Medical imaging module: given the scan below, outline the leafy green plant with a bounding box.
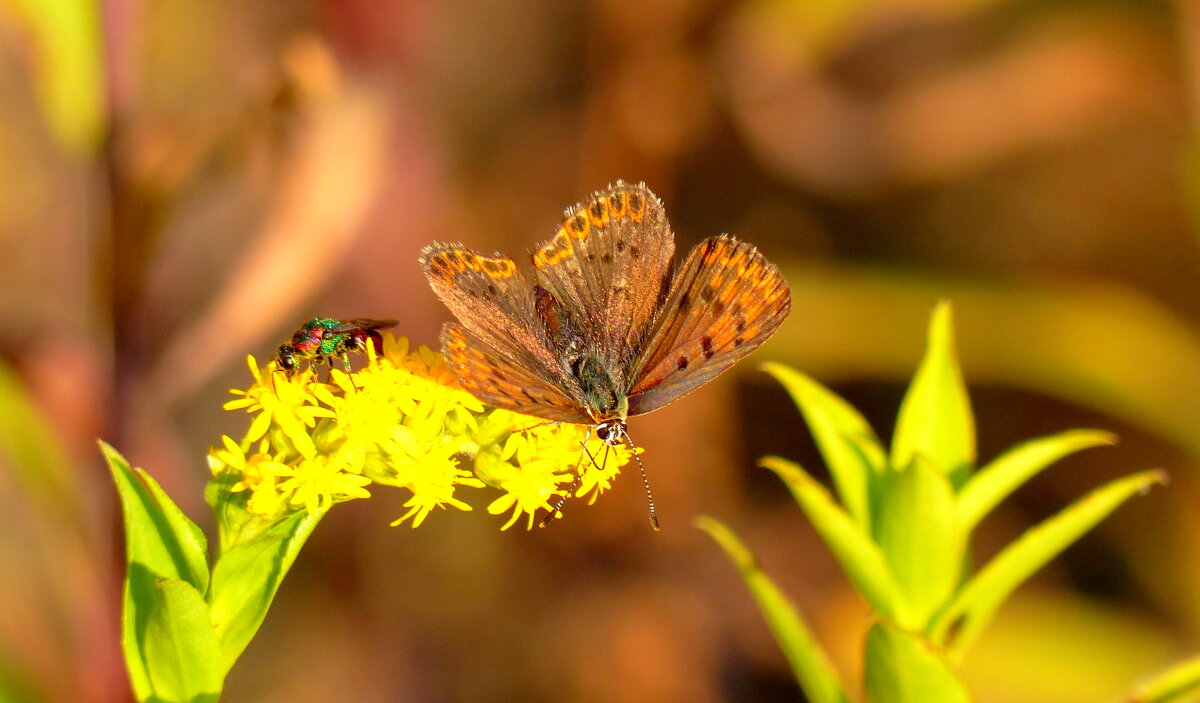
[105,336,634,702]
[698,302,1167,702]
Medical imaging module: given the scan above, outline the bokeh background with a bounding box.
[1,0,1198,701]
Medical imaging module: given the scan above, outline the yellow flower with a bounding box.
[279,455,372,514]
[481,442,573,531]
[575,441,637,504]
[223,356,334,457]
[213,334,634,529]
[207,435,293,518]
[386,443,478,528]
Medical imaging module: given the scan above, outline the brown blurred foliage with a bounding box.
[0,0,1197,701]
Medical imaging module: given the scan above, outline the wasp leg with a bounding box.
[340,352,361,391]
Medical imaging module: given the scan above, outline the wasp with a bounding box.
[273,318,397,378]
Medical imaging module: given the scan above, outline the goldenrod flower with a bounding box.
[209,334,634,529]
[223,358,334,457]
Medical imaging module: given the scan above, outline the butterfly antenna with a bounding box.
[623,430,660,532]
[539,427,593,528]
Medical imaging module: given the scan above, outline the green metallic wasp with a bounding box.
[272,318,398,378]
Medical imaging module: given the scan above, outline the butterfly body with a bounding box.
[420,181,791,519]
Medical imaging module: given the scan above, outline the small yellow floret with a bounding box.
[210,334,633,528]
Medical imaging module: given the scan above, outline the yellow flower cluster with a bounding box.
[209,334,633,529]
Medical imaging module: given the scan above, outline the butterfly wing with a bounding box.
[441,323,592,423]
[420,243,578,405]
[529,182,675,387]
[625,235,791,416]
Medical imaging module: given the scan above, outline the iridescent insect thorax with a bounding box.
[271,317,397,378]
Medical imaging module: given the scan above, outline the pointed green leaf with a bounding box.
[875,456,962,626]
[142,580,223,703]
[104,442,209,700]
[864,621,972,703]
[763,362,886,529]
[208,507,325,671]
[696,516,849,703]
[932,470,1164,654]
[958,430,1116,532]
[762,457,910,625]
[1128,653,1200,703]
[206,469,275,555]
[892,302,975,486]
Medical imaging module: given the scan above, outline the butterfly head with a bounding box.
[595,418,627,447]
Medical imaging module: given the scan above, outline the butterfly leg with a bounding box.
[517,420,562,433]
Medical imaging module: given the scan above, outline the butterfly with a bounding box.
[419,181,791,528]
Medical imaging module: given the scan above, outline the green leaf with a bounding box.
[1128,653,1200,703]
[695,516,849,703]
[208,507,324,671]
[891,302,975,486]
[957,430,1116,532]
[142,580,223,703]
[761,457,910,625]
[875,455,962,627]
[762,362,886,529]
[864,622,972,703]
[931,470,1164,655]
[205,469,274,555]
[104,442,210,700]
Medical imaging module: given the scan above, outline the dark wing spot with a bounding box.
[713,300,725,314]
[601,253,613,263]
[701,336,714,359]
[699,286,716,302]
[630,245,641,260]
[487,284,498,296]
[677,356,689,370]
[733,337,744,347]
[628,192,644,212]
[522,389,536,402]
[616,239,626,253]
[678,292,690,311]
[589,201,605,219]
[656,272,672,305]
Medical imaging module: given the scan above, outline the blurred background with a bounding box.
[0,0,1198,701]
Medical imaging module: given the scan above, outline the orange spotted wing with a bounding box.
[419,245,592,423]
[420,181,791,424]
[626,235,791,415]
